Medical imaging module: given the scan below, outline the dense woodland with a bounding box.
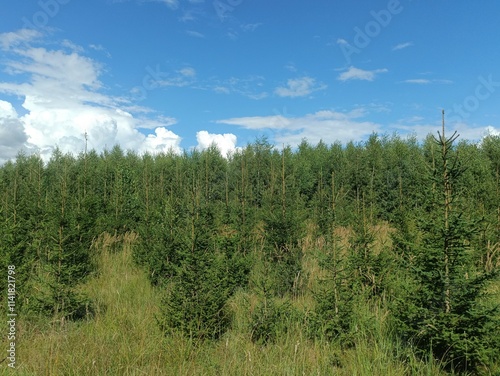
[1,128,500,374]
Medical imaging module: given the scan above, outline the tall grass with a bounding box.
[11,230,448,375]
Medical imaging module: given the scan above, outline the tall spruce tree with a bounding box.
[393,112,500,373]
[262,146,304,297]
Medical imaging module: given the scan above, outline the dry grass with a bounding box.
[10,229,448,375]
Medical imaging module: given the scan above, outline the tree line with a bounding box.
[1,130,499,373]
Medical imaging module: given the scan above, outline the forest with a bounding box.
[1,126,499,375]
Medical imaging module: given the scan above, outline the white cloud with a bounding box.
[179,67,196,77]
[179,10,196,22]
[485,126,500,137]
[241,23,262,32]
[157,66,197,87]
[274,76,326,98]
[392,42,413,51]
[214,86,230,94]
[0,101,28,163]
[0,100,18,118]
[186,30,205,38]
[61,39,85,53]
[338,66,388,82]
[219,109,500,147]
[402,79,431,84]
[0,29,41,49]
[196,131,238,157]
[113,0,179,10]
[89,44,112,58]
[153,0,179,9]
[389,118,500,143]
[284,62,297,72]
[402,79,453,85]
[0,32,182,163]
[135,115,178,130]
[210,75,268,99]
[140,127,182,153]
[217,109,380,145]
[217,115,291,130]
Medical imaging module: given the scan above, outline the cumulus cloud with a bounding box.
[338,66,388,82]
[196,131,238,157]
[0,101,28,163]
[140,127,182,153]
[485,126,500,137]
[0,30,182,162]
[274,76,326,98]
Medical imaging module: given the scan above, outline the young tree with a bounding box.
[393,113,500,373]
[310,231,355,345]
[262,146,304,297]
[26,151,94,321]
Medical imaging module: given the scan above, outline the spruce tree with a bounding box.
[157,184,235,340]
[394,112,500,373]
[27,151,94,321]
[262,146,304,297]
[310,229,355,345]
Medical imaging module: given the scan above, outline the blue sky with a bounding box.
[1,0,500,161]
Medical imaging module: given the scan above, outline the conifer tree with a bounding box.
[27,151,94,321]
[394,112,500,373]
[310,230,355,344]
[262,146,304,297]
[157,177,236,340]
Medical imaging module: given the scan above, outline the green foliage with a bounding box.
[156,200,240,341]
[159,252,233,341]
[250,289,299,345]
[310,239,355,344]
[25,275,95,320]
[346,219,391,298]
[393,126,500,373]
[135,202,189,285]
[263,209,304,297]
[1,131,499,374]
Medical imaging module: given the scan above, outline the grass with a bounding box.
[7,229,452,375]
